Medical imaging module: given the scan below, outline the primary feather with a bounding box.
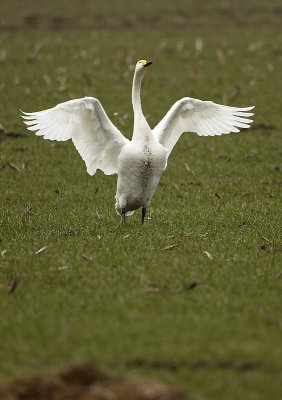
[22,97,128,175]
[21,60,254,223]
[153,97,254,153]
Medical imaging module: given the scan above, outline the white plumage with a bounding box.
[21,60,254,223]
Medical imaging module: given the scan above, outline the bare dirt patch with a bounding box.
[0,364,187,400]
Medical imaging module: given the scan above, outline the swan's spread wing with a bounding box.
[21,97,129,175]
[153,97,254,152]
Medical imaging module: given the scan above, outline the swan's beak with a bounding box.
[144,61,152,67]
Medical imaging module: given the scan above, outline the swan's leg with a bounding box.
[121,208,126,223]
[141,207,146,224]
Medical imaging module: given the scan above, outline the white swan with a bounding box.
[21,60,254,223]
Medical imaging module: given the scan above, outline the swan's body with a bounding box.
[116,136,167,216]
[21,60,254,223]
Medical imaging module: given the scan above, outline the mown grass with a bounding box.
[0,1,282,399]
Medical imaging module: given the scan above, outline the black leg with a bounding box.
[141,207,146,224]
[121,208,126,223]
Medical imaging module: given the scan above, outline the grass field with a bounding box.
[0,1,281,399]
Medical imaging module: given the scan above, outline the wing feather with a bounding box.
[21,97,129,175]
[153,97,254,152]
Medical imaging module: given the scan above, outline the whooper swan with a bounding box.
[21,60,254,223]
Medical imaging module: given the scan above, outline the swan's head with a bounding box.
[135,60,153,72]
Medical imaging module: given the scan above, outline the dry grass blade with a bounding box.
[0,49,6,63]
[204,251,213,260]
[43,74,51,85]
[8,162,21,172]
[163,244,176,250]
[1,249,8,258]
[184,162,191,172]
[58,265,69,270]
[123,234,130,239]
[261,236,273,251]
[35,245,51,255]
[199,232,209,238]
[176,40,184,52]
[248,40,264,53]
[262,236,272,245]
[216,48,225,64]
[0,122,6,133]
[195,37,203,55]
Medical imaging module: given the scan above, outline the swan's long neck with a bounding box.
[132,69,151,141]
[132,70,143,117]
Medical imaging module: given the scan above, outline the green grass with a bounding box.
[0,1,282,399]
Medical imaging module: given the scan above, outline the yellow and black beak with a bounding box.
[141,60,153,67]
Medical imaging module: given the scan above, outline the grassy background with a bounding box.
[0,1,281,399]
